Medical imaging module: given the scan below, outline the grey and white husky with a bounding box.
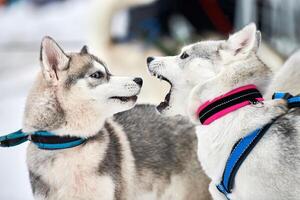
[152,23,300,199]
[24,36,210,200]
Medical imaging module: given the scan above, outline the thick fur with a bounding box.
[25,37,211,200]
[186,24,300,199]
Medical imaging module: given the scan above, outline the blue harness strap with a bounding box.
[216,123,273,199]
[0,129,86,150]
[217,92,300,199]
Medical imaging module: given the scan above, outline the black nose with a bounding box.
[147,57,154,65]
[133,78,143,87]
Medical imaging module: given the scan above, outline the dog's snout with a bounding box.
[133,78,143,87]
[147,57,154,65]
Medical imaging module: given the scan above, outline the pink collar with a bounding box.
[196,85,264,125]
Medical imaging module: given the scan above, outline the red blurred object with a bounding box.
[0,0,6,6]
[199,0,233,35]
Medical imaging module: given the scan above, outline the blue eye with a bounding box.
[90,71,104,79]
[180,52,189,59]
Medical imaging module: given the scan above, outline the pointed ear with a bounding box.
[224,23,260,55]
[40,36,69,83]
[80,45,89,54]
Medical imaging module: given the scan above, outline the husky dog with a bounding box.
[25,36,210,200]
[185,24,300,199]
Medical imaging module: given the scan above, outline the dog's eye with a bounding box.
[90,71,104,79]
[180,52,189,59]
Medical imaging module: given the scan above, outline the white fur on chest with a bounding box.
[27,135,115,200]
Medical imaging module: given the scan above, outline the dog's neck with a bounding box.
[170,85,193,116]
[23,73,106,138]
[193,55,279,176]
[200,56,271,103]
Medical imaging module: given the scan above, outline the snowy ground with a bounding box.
[0,1,90,199]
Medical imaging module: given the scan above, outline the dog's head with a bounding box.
[147,23,269,117]
[23,37,143,137]
[147,40,222,116]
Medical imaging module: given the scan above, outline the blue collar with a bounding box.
[0,129,86,150]
[216,92,300,199]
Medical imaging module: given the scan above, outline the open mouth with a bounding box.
[151,73,173,112]
[110,95,138,102]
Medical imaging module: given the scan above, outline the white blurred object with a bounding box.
[0,0,90,48]
[235,0,300,57]
[169,15,194,43]
[111,9,129,40]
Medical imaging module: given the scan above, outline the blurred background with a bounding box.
[0,0,299,199]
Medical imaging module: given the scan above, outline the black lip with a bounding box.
[110,95,137,102]
[157,91,171,112]
[151,73,173,112]
[157,75,172,87]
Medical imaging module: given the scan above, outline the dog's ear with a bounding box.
[80,45,89,54]
[222,23,260,56]
[40,36,69,84]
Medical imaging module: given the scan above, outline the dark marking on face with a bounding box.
[191,45,212,60]
[64,64,90,89]
[91,55,111,80]
[64,54,111,89]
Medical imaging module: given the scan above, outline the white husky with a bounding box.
[185,24,300,199]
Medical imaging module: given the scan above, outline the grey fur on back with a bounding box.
[113,104,211,199]
[114,104,196,174]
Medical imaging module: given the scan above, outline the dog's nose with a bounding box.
[133,78,143,87]
[147,57,154,65]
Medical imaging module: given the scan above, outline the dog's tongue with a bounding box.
[157,92,171,112]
